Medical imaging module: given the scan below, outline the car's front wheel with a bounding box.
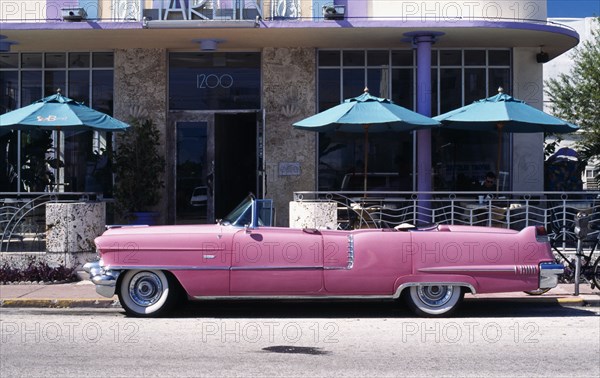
[404,285,464,317]
[118,270,178,317]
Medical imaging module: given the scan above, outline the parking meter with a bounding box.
[574,211,591,239]
[573,211,591,296]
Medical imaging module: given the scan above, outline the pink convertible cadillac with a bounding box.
[85,195,563,317]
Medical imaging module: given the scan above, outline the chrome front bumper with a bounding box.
[83,260,121,298]
[539,262,564,289]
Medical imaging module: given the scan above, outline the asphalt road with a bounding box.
[1,300,598,377]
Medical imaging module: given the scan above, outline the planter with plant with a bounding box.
[113,113,165,224]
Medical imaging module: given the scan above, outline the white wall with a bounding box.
[512,47,545,191]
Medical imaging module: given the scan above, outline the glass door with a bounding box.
[174,113,261,224]
[176,121,210,224]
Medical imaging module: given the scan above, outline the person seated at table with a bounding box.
[481,171,496,191]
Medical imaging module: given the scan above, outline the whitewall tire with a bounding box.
[405,285,464,317]
[118,270,177,317]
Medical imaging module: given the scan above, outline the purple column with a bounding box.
[404,32,443,224]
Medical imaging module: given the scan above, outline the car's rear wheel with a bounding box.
[404,285,464,317]
[118,270,178,317]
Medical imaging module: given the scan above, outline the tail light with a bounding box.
[535,225,549,243]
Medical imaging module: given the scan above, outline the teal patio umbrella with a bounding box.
[0,89,129,192]
[294,88,440,192]
[434,88,579,190]
[0,90,129,132]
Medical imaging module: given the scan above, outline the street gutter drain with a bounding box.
[262,346,329,355]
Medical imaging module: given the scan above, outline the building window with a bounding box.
[316,49,511,191]
[0,52,114,193]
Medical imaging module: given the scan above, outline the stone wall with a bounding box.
[289,201,337,229]
[262,47,317,226]
[46,202,105,253]
[113,48,169,224]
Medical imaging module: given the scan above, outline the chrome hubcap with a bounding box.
[129,272,163,307]
[417,285,453,307]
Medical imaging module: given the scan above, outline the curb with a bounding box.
[1,297,597,310]
[447,296,599,308]
[0,298,120,309]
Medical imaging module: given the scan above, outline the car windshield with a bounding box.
[221,195,254,226]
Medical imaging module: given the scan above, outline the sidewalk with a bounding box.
[0,280,119,308]
[0,281,598,309]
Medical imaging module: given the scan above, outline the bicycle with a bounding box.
[554,230,600,286]
[525,224,600,295]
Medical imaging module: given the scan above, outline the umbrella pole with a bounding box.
[496,123,504,192]
[17,131,21,194]
[56,127,61,192]
[363,125,369,195]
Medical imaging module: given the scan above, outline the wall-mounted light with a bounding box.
[536,46,549,63]
[0,35,17,52]
[61,7,87,22]
[323,5,345,20]
[193,39,224,51]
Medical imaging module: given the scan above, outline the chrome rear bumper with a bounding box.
[83,260,121,298]
[539,262,564,289]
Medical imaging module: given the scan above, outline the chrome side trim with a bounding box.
[100,246,227,253]
[105,265,230,271]
[231,266,322,271]
[516,265,538,275]
[347,234,354,269]
[106,265,325,271]
[194,295,394,300]
[393,282,477,299]
[417,266,516,273]
[539,262,564,289]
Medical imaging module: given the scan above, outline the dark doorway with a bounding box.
[214,113,257,219]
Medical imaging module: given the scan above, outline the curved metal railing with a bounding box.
[293,190,600,255]
[0,192,98,252]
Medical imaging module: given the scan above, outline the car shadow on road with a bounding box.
[153,298,597,319]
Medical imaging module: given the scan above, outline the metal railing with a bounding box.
[0,192,99,253]
[294,190,600,256]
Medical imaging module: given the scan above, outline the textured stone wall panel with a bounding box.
[113,49,168,223]
[263,47,317,226]
[46,202,106,253]
[289,201,337,230]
